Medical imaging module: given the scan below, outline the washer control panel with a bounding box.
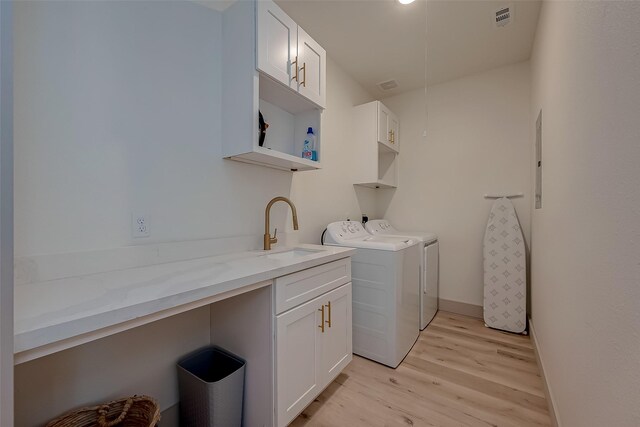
[326,220,369,241]
[365,219,393,234]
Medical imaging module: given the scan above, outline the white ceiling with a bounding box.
[426,0,541,87]
[276,0,541,95]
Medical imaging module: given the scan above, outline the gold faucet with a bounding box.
[264,196,299,250]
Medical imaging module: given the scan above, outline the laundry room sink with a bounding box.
[261,247,325,261]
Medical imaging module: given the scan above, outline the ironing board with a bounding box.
[483,197,527,333]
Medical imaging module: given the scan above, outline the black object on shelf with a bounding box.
[258,110,269,147]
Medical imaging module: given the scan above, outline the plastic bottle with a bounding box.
[303,127,317,161]
[302,135,312,160]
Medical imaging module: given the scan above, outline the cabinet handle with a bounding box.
[318,305,325,333]
[291,56,299,82]
[299,62,306,87]
[389,130,393,143]
[391,130,395,144]
[325,301,332,328]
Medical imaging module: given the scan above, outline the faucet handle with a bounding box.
[270,228,278,244]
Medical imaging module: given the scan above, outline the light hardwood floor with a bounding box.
[291,311,550,427]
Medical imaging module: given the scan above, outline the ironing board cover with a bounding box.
[483,197,527,333]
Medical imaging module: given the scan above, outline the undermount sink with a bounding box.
[261,248,325,260]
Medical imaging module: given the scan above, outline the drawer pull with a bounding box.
[325,301,332,328]
[318,305,325,333]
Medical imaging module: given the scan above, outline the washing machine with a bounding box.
[365,219,439,330]
[324,221,420,368]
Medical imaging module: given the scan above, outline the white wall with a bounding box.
[14,0,297,258]
[14,0,375,257]
[380,62,531,307]
[13,1,375,425]
[529,2,640,426]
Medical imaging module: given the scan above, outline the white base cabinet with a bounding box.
[274,259,352,427]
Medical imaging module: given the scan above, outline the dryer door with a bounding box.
[421,241,439,329]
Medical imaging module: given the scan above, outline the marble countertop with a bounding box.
[14,244,354,361]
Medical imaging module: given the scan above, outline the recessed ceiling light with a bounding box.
[398,0,415,4]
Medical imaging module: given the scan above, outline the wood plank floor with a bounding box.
[291,311,550,427]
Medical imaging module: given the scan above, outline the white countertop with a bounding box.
[14,244,354,363]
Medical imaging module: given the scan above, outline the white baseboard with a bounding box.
[438,298,483,319]
[529,317,561,427]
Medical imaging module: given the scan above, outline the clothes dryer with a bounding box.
[366,219,439,330]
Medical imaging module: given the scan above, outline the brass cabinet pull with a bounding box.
[318,305,325,333]
[390,130,395,144]
[300,62,306,87]
[389,130,393,143]
[325,301,332,328]
[291,56,299,82]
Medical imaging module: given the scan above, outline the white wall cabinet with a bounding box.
[257,1,326,108]
[222,0,325,172]
[377,101,399,153]
[353,100,400,189]
[274,259,352,427]
[296,27,326,108]
[257,1,297,89]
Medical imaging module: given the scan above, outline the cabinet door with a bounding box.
[275,295,323,427]
[319,283,352,387]
[389,112,399,150]
[257,0,297,88]
[297,27,326,108]
[377,102,391,145]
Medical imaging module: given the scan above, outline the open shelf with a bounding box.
[378,140,398,154]
[228,146,321,172]
[354,180,396,189]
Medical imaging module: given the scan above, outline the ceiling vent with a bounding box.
[378,79,399,91]
[495,5,512,27]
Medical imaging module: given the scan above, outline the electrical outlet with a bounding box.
[132,214,150,238]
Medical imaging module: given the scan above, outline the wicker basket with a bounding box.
[45,395,160,427]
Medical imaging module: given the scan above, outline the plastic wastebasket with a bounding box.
[177,346,245,427]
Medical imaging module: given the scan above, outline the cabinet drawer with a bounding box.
[275,257,351,314]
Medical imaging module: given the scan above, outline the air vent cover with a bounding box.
[378,79,399,91]
[495,5,512,27]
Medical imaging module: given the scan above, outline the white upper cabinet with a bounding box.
[296,27,326,108]
[257,0,326,109]
[389,113,399,149]
[257,1,297,89]
[377,102,399,153]
[222,0,324,172]
[353,100,400,189]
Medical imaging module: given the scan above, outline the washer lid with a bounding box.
[325,221,418,251]
[378,231,438,244]
[365,220,437,243]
